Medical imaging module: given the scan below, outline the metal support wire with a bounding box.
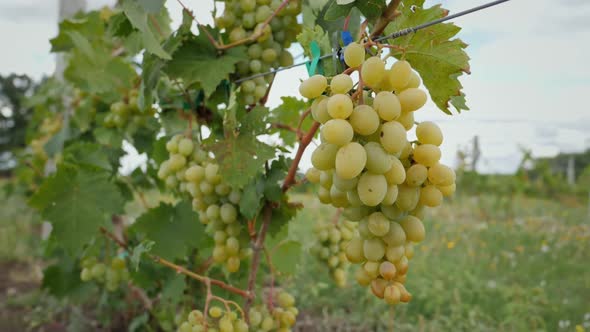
[234,0,511,84]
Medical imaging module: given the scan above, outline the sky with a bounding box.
[1,0,589,174]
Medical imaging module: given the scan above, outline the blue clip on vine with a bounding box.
[306,41,323,76]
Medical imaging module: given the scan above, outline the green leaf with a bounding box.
[138,0,166,13]
[385,0,470,114]
[132,200,204,261]
[93,127,124,148]
[239,177,265,219]
[324,0,355,21]
[160,274,186,305]
[264,157,290,202]
[239,105,269,135]
[63,142,113,172]
[268,97,311,147]
[30,166,125,253]
[50,12,105,52]
[208,133,276,188]
[355,0,386,20]
[121,0,171,59]
[164,27,249,96]
[271,240,301,275]
[42,261,86,298]
[130,240,154,271]
[296,25,337,76]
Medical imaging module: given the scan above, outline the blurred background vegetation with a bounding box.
[1,73,589,331]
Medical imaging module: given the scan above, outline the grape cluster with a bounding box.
[301,42,456,304]
[80,256,129,291]
[310,219,356,287]
[215,0,301,105]
[103,89,154,129]
[248,291,298,331]
[178,307,248,332]
[30,116,63,161]
[158,135,250,273]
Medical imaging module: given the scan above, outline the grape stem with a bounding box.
[177,0,291,51]
[281,120,320,192]
[271,122,299,135]
[99,226,252,299]
[370,0,402,39]
[244,203,273,321]
[262,247,276,312]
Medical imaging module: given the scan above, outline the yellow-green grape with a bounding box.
[345,236,365,263]
[386,245,405,262]
[416,121,443,146]
[349,105,380,135]
[438,183,456,197]
[80,268,92,281]
[332,173,358,191]
[355,267,372,286]
[299,75,328,99]
[306,167,321,183]
[397,111,415,130]
[381,203,404,220]
[361,56,386,88]
[373,91,401,121]
[326,94,353,119]
[370,278,387,298]
[330,74,353,94]
[357,172,388,206]
[367,212,390,236]
[363,261,380,278]
[406,71,421,89]
[322,119,353,146]
[385,156,406,185]
[311,143,339,170]
[185,165,205,182]
[384,284,401,304]
[209,306,223,319]
[428,163,456,186]
[388,60,412,91]
[335,142,366,180]
[363,238,386,261]
[111,257,126,270]
[396,184,420,211]
[379,261,397,280]
[419,185,443,207]
[398,88,427,112]
[381,221,406,247]
[405,164,428,187]
[413,144,441,167]
[382,185,399,205]
[399,215,425,242]
[344,42,365,67]
[311,96,331,123]
[380,121,407,154]
[178,138,194,156]
[364,142,393,174]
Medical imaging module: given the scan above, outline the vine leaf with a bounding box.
[121,0,171,59]
[325,0,386,21]
[164,27,248,96]
[385,0,470,114]
[29,166,125,253]
[268,97,311,147]
[271,240,301,275]
[130,240,154,271]
[296,26,337,76]
[132,201,205,261]
[208,133,276,188]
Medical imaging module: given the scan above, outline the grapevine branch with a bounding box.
[99,227,251,299]
[282,120,320,191]
[370,0,402,39]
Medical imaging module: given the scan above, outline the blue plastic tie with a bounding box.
[341,31,353,46]
[305,41,322,76]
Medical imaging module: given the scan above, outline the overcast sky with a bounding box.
[1,0,589,173]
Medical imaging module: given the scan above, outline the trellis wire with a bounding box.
[234,0,511,84]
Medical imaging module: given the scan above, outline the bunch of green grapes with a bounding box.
[103,89,154,129]
[158,135,250,273]
[301,42,456,304]
[310,219,356,287]
[248,291,298,331]
[215,0,301,105]
[80,256,129,292]
[177,307,248,332]
[30,116,63,161]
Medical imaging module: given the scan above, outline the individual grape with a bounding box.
[364,142,393,174]
[330,74,353,94]
[379,261,397,280]
[332,173,358,191]
[311,96,331,124]
[311,143,338,170]
[428,163,456,186]
[335,142,367,179]
[405,164,428,187]
[419,185,443,207]
[299,75,328,99]
[406,71,421,89]
[380,121,407,154]
[345,236,365,263]
[229,26,247,42]
[370,278,387,298]
[240,0,256,11]
[384,285,401,304]
[349,105,379,135]
[178,138,194,156]
[322,118,354,145]
[398,88,427,112]
[438,183,456,197]
[413,144,441,167]
[416,121,443,146]
[382,185,399,205]
[327,94,354,119]
[386,245,405,262]
[399,216,425,242]
[381,221,406,247]
[343,42,365,68]
[396,184,420,211]
[373,91,401,121]
[361,57,386,88]
[388,60,412,91]
[355,267,372,286]
[363,238,386,261]
[261,48,277,63]
[384,156,406,185]
[305,167,321,183]
[279,50,294,66]
[367,212,390,236]
[357,173,388,206]
[397,111,415,130]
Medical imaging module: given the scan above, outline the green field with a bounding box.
[1,189,589,331]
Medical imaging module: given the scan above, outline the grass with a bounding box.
[284,193,590,331]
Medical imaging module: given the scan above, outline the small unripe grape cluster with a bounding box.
[301,43,457,304]
[310,219,357,287]
[215,0,301,105]
[158,135,250,273]
[248,291,299,331]
[30,116,63,161]
[103,89,154,129]
[80,256,129,292]
[177,307,248,332]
